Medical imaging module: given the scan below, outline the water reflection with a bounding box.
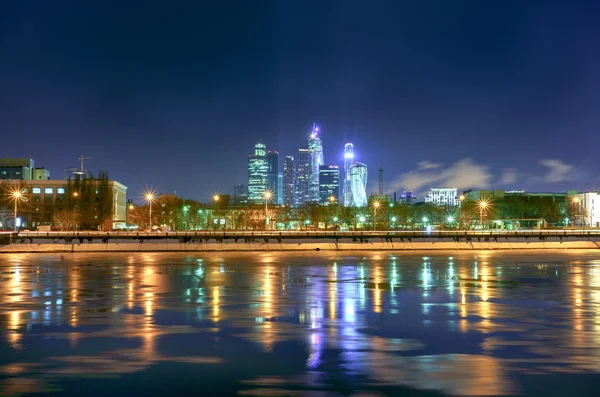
[1,251,600,396]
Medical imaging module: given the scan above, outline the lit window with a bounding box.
[57,188,65,194]
[32,188,41,194]
[44,188,53,194]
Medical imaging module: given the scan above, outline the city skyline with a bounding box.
[1,1,599,200]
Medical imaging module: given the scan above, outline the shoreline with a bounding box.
[2,238,600,253]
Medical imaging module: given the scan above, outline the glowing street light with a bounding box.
[144,191,156,230]
[477,199,490,228]
[263,190,272,230]
[10,189,24,232]
[447,216,455,223]
[213,194,220,203]
[422,217,428,223]
[372,201,381,230]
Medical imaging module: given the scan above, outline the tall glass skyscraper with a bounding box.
[319,165,339,205]
[343,143,354,206]
[350,162,368,207]
[295,148,310,206]
[266,150,279,204]
[283,156,296,208]
[233,184,248,205]
[247,143,268,204]
[308,124,324,203]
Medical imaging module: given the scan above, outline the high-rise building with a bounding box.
[343,143,354,206]
[319,165,339,205]
[424,188,460,207]
[296,148,310,206]
[266,150,279,204]
[400,191,417,206]
[277,173,283,205]
[247,143,268,204]
[350,162,368,207]
[283,156,296,208]
[308,124,324,202]
[233,184,248,205]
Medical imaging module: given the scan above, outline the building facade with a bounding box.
[233,184,248,206]
[283,156,296,208]
[0,179,127,229]
[295,148,310,206]
[247,143,268,204]
[343,143,354,207]
[318,165,339,205]
[266,150,279,205]
[424,188,460,207]
[0,158,36,180]
[574,192,600,227]
[349,162,368,207]
[399,191,417,206]
[308,124,324,202]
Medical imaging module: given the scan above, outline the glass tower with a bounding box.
[266,150,279,204]
[343,143,354,206]
[295,148,310,206]
[283,156,296,207]
[319,165,339,205]
[247,143,268,204]
[350,162,368,207]
[308,124,324,203]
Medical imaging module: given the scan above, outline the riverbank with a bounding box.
[2,237,600,252]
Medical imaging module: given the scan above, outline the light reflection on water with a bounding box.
[1,251,600,396]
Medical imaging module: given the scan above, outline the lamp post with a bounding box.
[145,193,155,230]
[11,189,23,232]
[372,201,381,231]
[263,190,272,230]
[73,192,80,231]
[478,200,488,229]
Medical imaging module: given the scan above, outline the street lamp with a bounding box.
[372,201,381,230]
[10,189,24,232]
[477,199,489,229]
[144,193,156,230]
[73,192,80,231]
[263,190,272,230]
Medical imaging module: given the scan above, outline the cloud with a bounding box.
[499,168,517,185]
[538,159,576,183]
[389,158,492,194]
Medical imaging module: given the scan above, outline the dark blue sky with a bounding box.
[1,0,599,200]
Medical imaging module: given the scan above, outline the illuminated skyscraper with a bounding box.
[296,148,310,206]
[319,165,339,205]
[308,124,324,202]
[266,150,279,204]
[247,143,268,204]
[350,162,368,207]
[283,156,296,207]
[343,143,354,206]
[233,184,248,205]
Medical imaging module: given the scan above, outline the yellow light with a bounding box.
[145,193,155,202]
[213,194,220,202]
[73,192,79,197]
[329,195,336,203]
[572,196,580,203]
[264,190,272,199]
[373,201,381,208]
[459,194,466,201]
[12,191,22,199]
[128,205,134,210]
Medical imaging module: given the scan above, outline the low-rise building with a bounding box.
[424,188,460,207]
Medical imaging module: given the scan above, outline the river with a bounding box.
[1,251,600,396]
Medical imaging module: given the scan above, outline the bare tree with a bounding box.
[0,207,14,230]
[52,210,76,231]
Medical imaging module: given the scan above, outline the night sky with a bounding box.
[1,1,599,201]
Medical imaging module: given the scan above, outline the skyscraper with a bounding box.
[283,156,296,207]
[308,124,324,202]
[350,162,368,207]
[319,165,339,205]
[296,148,310,206]
[266,150,279,204]
[247,143,268,204]
[233,184,248,205]
[343,143,354,206]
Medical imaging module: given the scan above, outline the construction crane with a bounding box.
[64,155,92,178]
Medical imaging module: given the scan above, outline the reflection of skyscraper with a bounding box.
[350,162,368,207]
[319,165,339,205]
[248,143,268,204]
[343,143,354,207]
[296,148,310,206]
[266,150,279,204]
[308,124,324,203]
[283,156,296,208]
